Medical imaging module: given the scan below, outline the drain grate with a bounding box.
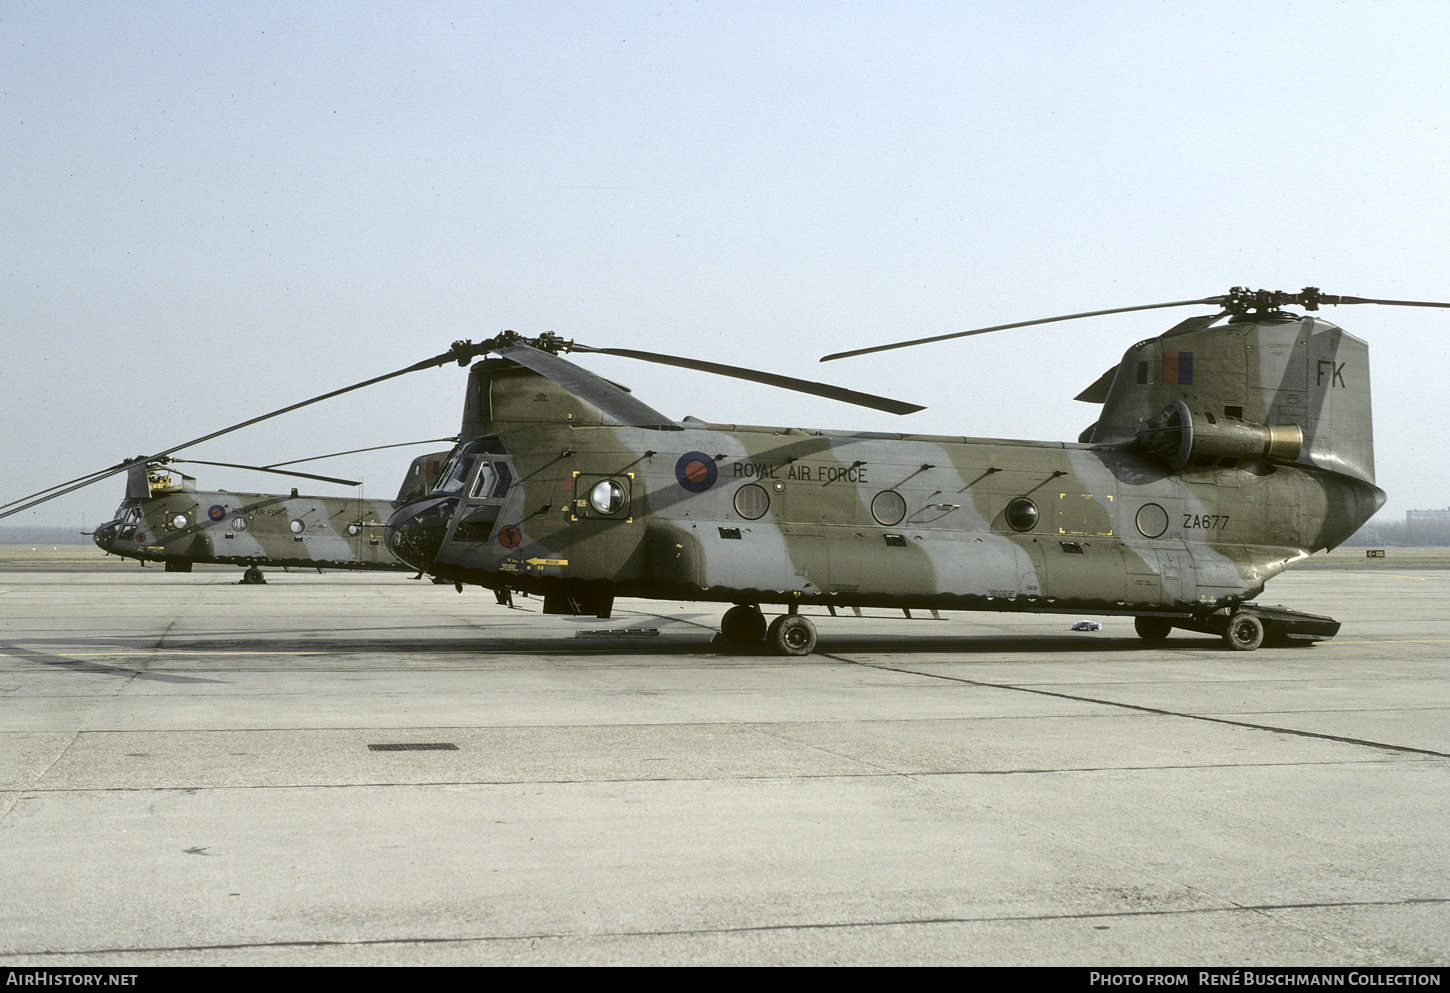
[368,742,459,751]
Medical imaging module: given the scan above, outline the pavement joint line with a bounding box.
[828,656,1450,760]
[1333,639,1450,644]
[3,896,1445,959]
[8,756,1409,793]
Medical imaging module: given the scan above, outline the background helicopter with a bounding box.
[88,442,455,583]
[7,287,1445,654]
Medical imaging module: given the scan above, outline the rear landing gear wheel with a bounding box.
[1134,616,1173,641]
[1224,611,1264,651]
[766,614,818,657]
[242,566,266,585]
[720,604,767,645]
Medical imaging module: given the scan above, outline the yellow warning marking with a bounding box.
[525,558,568,566]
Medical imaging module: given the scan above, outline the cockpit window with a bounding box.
[491,462,512,498]
[125,506,143,524]
[432,456,474,495]
[469,462,495,499]
[464,460,513,500]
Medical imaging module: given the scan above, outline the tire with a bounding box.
[766,614,818,657]
[1134,616,1173,641]
[1224,611,1264,651]
[242,566,266,585]
[720,604,766,644]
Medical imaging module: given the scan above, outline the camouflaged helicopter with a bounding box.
[4,286,1440,654]
[372,287,1446,654]
[77,446,449,582]
[36,443,443,579]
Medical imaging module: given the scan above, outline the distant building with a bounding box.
[1406,508,1450,534]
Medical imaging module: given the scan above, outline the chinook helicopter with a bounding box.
[88,444,453,583]
[380,287,1444,655]
[4,286,1441,654]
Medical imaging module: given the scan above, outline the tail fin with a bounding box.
[1088,314,1375,483]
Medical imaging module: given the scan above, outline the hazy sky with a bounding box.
[4,1,1448,529]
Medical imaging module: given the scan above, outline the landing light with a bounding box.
[588,479,626,515]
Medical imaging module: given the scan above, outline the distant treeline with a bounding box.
[1342,519,1450,547]
[0,527,92,545]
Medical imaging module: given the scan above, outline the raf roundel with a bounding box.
[208,504,226,522]
[675,451,717,493]
[497,525,522,549]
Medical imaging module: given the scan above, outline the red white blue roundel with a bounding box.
[208,505,226,522]
[675,451,717,493]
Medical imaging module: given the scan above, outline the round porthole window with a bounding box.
[588,479,626,515]
[734,483,770,520]
[1136,502,1169,538]
[170,512,190,530]
[289,519,305,534]
[232,517,247,532]
[871,491,907,527]
[1005,497,1039,532]
[347,523,362,537]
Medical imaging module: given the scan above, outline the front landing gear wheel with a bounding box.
[766,614,818,657]
[1224,611,1264,651]
[1134,616,1173,641]
[242,566,266,585]
[720,604,767,644]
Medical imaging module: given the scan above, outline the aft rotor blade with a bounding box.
[494,342,682,429]
[0,349,465,521]
[575,346,926,415]
[168,460,362,487]
[819,296,1229,362]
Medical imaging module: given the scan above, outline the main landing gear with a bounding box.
[719,604,818,657]
[240,566,266,585]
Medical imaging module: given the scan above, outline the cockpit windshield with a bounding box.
[432,456,475,495]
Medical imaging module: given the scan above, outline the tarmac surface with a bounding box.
[0,565,1446,966]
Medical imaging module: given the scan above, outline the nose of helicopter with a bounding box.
[385,496,459,570]
[92,520,121,553]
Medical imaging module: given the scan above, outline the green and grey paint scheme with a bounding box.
[384,312,1381,653]
[93,453,449,580]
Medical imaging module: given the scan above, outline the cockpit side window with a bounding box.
[469,462,496,499]
[490,462,513,498]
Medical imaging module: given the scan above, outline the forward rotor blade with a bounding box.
[0,349,464,521]
[494,342,681,429]
[0,463,134,515]
[1317,295,1450,308]
[819,296,1229,362]
[265,437,459,469]
[167,460,362,487]
[575,346,925,415]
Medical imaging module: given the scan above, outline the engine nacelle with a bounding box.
[1136,401,1302,470]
